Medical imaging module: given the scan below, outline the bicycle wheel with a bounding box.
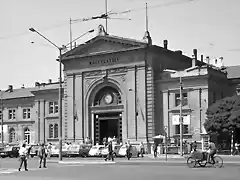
[213,156,223,168]
[187,157,196,168]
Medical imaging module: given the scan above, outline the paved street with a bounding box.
[0,156,239,180]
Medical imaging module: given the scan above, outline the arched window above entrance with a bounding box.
[93,86,121,106]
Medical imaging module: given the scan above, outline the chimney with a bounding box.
[175,50,182,55]
[74,42,77,48]
[163,40,168,49]
[193,49,197,61]
[201,55,203,62]
[35,82,40,87]
[206,56,210,64]
[192,55,196,67]
[8,85,13,92]
[48,79,52,84]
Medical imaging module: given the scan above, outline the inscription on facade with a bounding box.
[89,57,119,65]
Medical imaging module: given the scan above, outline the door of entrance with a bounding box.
[94,113,122,145]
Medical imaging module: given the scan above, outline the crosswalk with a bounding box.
[0,168,47,175]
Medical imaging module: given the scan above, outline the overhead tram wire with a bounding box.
[0,0,194,41]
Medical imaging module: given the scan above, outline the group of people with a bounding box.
[18,143,49,171]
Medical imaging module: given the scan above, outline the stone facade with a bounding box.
[1,30,240,148]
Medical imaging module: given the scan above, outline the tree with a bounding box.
[204,95,240,135]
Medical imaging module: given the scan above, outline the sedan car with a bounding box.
[88,145,105,157]
[100,145,122,157]
[51,145,70,157]
[118,145,139,158]
[67,144,80,157]
[0,146,20,158]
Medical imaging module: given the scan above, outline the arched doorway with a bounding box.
[89,85,123,145]
[24,127,30,144]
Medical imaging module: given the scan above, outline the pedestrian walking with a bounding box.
[47,143,52,159]
[38,143,47,168]
[18,143,28,171]
[126,141,132,160]
[153,143,158,158]
[233,142,240,155]
[105,141,114,161]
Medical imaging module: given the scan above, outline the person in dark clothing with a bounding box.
[126,141,132,160]
[105,141,114,161]
[38,143,47,168]
[153,143,158,158]
[192,141,197,151]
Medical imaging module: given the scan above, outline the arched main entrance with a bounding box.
[89,85,123,145]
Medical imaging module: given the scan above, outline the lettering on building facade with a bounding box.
[89,57,119,65]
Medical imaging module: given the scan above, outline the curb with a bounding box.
[58,161,116,165]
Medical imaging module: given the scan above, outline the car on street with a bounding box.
[88,145,105,157]
[79,144,92,157]
[0,146,20,158]
[118,145,139,158]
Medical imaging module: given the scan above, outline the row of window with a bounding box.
[0,101,58,120]
[175,91,224,107]
[2,127,31,143]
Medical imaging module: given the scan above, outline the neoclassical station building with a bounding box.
[0,25,239,149]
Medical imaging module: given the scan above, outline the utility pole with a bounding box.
[105,0,108,33]
[0,91,3,145]
[179,75,183,156]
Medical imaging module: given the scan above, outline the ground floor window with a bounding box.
[9,128,15,143]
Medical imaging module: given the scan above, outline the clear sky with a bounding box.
[0,0,239,90]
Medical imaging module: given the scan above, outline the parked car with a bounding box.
[51,145,60,157]
[101,145,122,157]
[88,145,105,157]
[29,145,40,157]
[0,146,20,158]
[67,144,80,157]
[51,145,70,157]
[79,144,92,157]
[113,145,122,157]
[118,145,139,158]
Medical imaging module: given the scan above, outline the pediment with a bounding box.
[63,35,146,58]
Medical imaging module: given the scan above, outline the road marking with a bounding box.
[0,168,48,175]
[65,165,84,167]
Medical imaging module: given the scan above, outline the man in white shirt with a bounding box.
[18,143,28,171]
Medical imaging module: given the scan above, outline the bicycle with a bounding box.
[186,151,223,168]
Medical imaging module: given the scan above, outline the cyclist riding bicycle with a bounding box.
[207,140,217,164]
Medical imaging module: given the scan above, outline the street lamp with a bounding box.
[163,69,184,156]
[29,28,94,161]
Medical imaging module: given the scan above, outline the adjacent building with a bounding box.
[0,25,239,151]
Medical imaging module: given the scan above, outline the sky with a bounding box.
[0,0,239,90]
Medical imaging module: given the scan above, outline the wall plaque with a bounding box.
[89,57,119,65]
